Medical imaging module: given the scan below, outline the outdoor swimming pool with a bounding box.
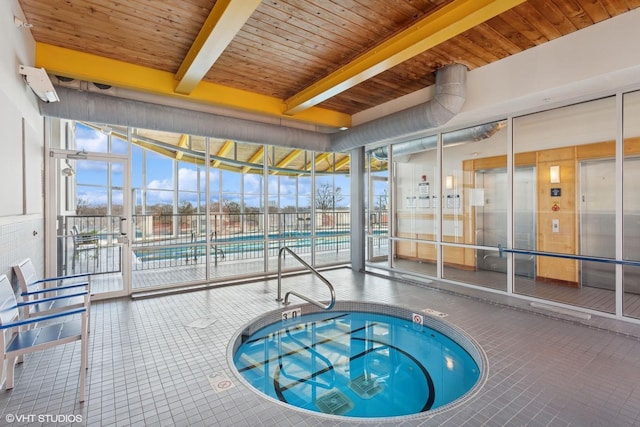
[133,230,351,262]
[230,301,486,421]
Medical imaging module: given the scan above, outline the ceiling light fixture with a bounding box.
[18,65,60,103]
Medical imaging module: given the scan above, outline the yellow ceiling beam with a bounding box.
[334,156,350,171]
[306,152,330,171]
[242,146,264,172]
[276,149,303,168]
[212,140,235,167]
[271,149,302,175]
[175,0,262,94]
[175,134,189,160]
[284,0,526,114]
[36,43,351,129]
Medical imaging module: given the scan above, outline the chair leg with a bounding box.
[79,313,88,402]
[5,356,15,390]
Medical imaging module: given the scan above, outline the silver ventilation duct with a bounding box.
[40,87,332,151]
[330,63,468,152]
[370,120,506,160]
[39,63,468,154]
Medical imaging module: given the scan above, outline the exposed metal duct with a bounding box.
[370,120,506,160]
[39,87,332,152]
[39,63,468,154]
[330,63,468,152]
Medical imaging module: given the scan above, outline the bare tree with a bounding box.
[315,183,343,211]
[76,197,90,214]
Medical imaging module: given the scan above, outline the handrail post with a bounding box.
[276,246,285,302]
[276,246,335,310]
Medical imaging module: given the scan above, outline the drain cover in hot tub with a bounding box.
[348,374,383,399]
[315,389,354,415]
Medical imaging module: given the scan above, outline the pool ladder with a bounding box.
[276,246,336,310]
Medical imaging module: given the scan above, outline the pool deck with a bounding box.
[2,268,640,426]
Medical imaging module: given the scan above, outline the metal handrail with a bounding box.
[498,244,640,267]
[276,246,336,310]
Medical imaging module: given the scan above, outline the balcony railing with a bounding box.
[59,210,388,274]
[131,211,351,270]
[58,215,123,276]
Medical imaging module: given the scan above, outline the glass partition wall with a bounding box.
[513,97,617,313]
[391,136,439,277]
[51,121,351,294]
[442,121,508,291]
[623,90,640,320]
[367,90,640,321]
[365,149,389,266]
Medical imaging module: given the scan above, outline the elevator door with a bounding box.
[580,159,615,290]
[476,168,536,277]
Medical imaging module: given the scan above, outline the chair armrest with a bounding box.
[17,291,88,307]
[33,272,91,284]
[0,307,86,330]
[22,282,89,296]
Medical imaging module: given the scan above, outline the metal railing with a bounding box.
[498,244,640,267]
[58,215,123,276]
[276,246,336,310]
[130,211,351,270]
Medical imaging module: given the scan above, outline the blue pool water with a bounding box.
[233,310,480,418]
[134,230,352,262]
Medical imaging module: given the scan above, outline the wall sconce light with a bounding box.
[445,175,454,190]
[61,160,75,177]
[14,16,33,29]
[549,165,560,184]
[18,65,60,103]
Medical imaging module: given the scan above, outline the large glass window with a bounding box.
[314,153,351,267]
[267,147,313,269]
[391,135,438,276]
[623,90,640,319]
[114,127,350,290]
[365,148,389,266]
[441,121,508,291]
[513,97,617,313]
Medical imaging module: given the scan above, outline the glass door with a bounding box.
[48,150,131,298]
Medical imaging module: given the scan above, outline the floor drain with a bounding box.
[186,316,217,328]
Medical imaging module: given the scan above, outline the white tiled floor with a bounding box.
[2,268,640,426]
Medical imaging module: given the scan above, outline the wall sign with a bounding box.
[550,188,561,197]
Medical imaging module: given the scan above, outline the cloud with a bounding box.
[75,129,109,153]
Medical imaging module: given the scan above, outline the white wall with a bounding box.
[0,0,46,281]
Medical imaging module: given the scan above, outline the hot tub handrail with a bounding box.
[498,244,640,267]
[276,246,336,310]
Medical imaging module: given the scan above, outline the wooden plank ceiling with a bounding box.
[18,0,640,173]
